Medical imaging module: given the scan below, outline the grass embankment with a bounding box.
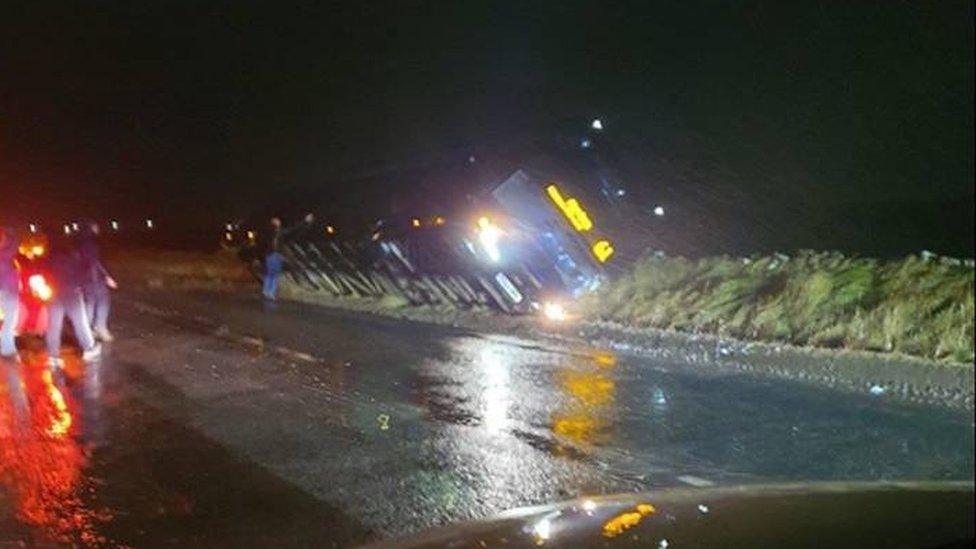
[109,248,254,291]
[581,251,974,364]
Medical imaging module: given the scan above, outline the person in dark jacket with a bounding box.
[78,221,117,341]
[261,213,314,300]
[0,227,21,359]
[45,239,100,368]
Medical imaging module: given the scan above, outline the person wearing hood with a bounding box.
[78,221,117,341]
[45,237,101,368]
[0,227,21,359]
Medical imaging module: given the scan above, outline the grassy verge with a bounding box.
[108,248,254,291]
[581,251,974,364]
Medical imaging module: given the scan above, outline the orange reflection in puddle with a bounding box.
[1,356,110,545]
[551,352,617,447]
[592,351,617,368]
[41,369,73,437]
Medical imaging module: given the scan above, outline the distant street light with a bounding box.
[591,118,604,131]
[28,223,37,233]
[653,206,665,217]
[110,220,120,230]
[146,218,154,229]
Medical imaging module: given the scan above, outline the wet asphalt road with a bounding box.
[1,289,973,546]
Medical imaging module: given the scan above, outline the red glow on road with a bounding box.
[0,357,108,545]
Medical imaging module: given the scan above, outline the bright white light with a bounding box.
[29,274,53,301]
[533,518,552,541]
[71,222,80,232]
[582,499,597,514]
[479,347,510,433]
[580,138,591,149]
[476,216,502,263]
[110,220,120,231]
[225,223,234,231]
[145,218,154,229]
[28,223,37,233]
[591,118,604,131]
[616,188,626,197]
[63,224,71,235]
[542,301,568,322]
[653,205,665,217]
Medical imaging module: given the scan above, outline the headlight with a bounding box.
[476,216,502,263]
[29,274,54,302]
[542,301,568,322]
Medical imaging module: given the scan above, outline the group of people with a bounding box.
[4,210,316,364]
[1,221,116,367]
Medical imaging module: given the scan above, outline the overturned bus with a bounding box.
[234,166,620,318]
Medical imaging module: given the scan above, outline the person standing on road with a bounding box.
[261,213,314,300]
[46,239,101,368]
[0,227,21,360]
[78,221,117,341]
[262,217,285,300]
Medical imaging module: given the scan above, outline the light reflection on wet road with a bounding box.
[1,290,973,545]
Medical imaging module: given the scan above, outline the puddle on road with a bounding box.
[414,338,622,454]
[1,354,372,547]
[412,335,974,487]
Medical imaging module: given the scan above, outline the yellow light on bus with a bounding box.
[592,239,614,263]
[546,184,593,232]
[411,218,422,228]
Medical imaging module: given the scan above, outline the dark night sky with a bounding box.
[2,1,973,255]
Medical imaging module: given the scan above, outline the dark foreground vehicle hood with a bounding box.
[368,481,974,548]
